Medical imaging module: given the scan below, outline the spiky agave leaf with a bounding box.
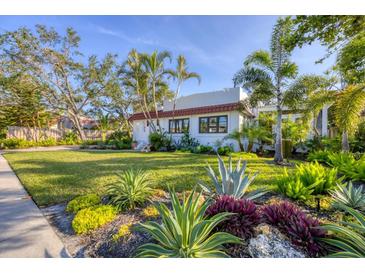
[135,189,241,258]
[321,204,365,258]
[330,183,365,211]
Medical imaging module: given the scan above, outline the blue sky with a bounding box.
[0,16,335,96]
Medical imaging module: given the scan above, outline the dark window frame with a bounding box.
[168,118,190,134]
[199,115,228,134]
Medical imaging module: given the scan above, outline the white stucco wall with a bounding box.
[132,110,242,151]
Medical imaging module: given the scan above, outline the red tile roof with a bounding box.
[129,102,243,121]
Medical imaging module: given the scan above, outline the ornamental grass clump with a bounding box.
[262,201,326,256]
[135,189,242,258]
[206,195,260,239]
[106,169,153,211]
[72,205,117,235]
[66,194,101,214]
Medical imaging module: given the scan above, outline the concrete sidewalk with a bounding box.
[0,155,69,258]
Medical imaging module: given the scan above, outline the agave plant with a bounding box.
[135,189,241,258]
[106,169,153,211]
[321,204,365,257]
[199,155,267,200]
[330,183,365,211]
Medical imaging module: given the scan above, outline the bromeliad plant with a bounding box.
[277,161,343,201]
[330,183,365,211]
[106,169,153,211]
[321,204,365,258]
[206,195,260,239]
[199,155,267,200]
[135,189,242,258]
[262,201,326,256]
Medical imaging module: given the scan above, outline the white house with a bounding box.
[129,87,330,151]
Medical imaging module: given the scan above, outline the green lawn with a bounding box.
[4,150,296,206]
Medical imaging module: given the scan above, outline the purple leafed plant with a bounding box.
[206,195,260,239]
[261,201,326,256]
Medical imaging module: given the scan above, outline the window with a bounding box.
[199,115,228,133]
[169,118,189,133]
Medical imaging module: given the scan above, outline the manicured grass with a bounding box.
[4,151,297,206]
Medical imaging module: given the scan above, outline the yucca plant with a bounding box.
[135,189,242,258]
[198,155,267,200]
[330,183,365,211]
[321,204,365,257]
[106,169,153,211]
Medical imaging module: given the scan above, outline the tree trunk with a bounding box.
[238,140,244,152]
[274,106,284,163]
[151,83,162,132]
[69,112,86,141]
[341,130,350,152]
[170,83,181,138]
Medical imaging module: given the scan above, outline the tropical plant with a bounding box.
[330,183,365,211]
[233,18,298,163]
[307,150,331,164]
[206,195,260,239]
[66,194,101,214]
[142,50,174,132]
[135,189,242,258]
[198,155,267,200]
[262,201,326,256]
[351,159,365,182]
[72,205,117,235]
[106,169,153,211]
[327,151,356,179]
[321,204,365,257]
[97,112,113,141]
[277,169,314,201]
[170,55,201,131]
[224,129,245,152]
[217,145,233,156]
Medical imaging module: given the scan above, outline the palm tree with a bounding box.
[122,49,157,132]
[171,55,201,124]
[233,18,298,163]
[334,84,365,151]
[142,50,173,132]
[224,128,245,151]
[97,112,112,141]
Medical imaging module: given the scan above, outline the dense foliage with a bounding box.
[262,201,326,256]
[277,162,342,200]
[72,205,117,235]
[106,169,153,211]
[206,195,260,239]
[66,194,101,214]
[136,189,241,258]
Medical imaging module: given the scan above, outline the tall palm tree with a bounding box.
[122,49,157,132]
[233,18,298,164]
[171,55,201,124]
[142,50,173,132]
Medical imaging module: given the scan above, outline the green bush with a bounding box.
[282,139,293,159]
[66,194,101,214]
[277,162,343,201]
[106,169,153,211]
[72,205,117,235]
[37,138,58,147]
[107,130,132,149]
[217,145,233,156]
[0,138,34,149]
[149,132,171,151]
[192,145,213,154]
[307,150,331,164]
[59,132,80,145]
[135,189,241,258]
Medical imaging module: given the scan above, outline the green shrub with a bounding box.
[37,138,58,147]
[66,194,101,213]
[149,132,171,151]
[307,150,331,164]
[60,132,80,145]
[192,145,213,154]
[175,131,200,149]
[327,152,356,179]
[72,205,117,235]
[0,138,34,149]
[135,189,241,258]
[217,145,233,156]
[107,130,132,149]
[282,139,293,159]
[277,162,343,200]
[349,157,365,182]
[106,169,153,211]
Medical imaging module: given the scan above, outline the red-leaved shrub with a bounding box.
[261,201,326,256]
[206,195,260,239]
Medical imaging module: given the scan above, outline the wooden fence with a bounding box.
[6,126,112,141]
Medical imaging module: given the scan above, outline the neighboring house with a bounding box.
[50,116,98,130]
[129,87,330,151]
